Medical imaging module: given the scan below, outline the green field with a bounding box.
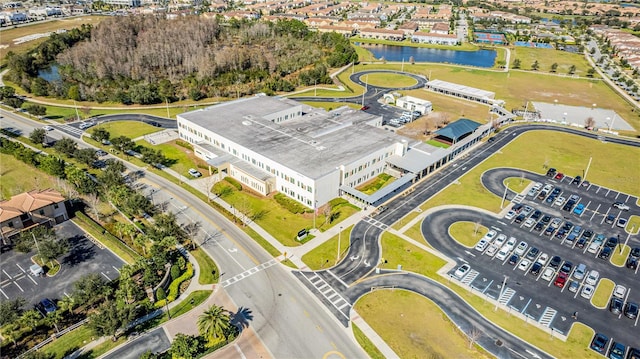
[359,72,417,88]
[355,290,492,359]
[449,222,488,248]
[504,177,532,194]
[0,154,57,200]
[627,215,640,234]
[93,121,162,139]
[511,47,594,76]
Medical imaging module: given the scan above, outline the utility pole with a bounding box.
[361,75,368,108]
[500,182,510,209]
[584,156,592,180]
[314,79,317,97]
[166,98,170,118]
[73,100,80,121]
[313,200,318,230]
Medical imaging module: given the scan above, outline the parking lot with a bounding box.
[440,169,640,354]
[0,221,124,307]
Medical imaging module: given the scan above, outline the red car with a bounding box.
[554,172,564,180]
[554,272,568,288]
[360,106,370,111]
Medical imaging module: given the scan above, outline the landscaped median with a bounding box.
[73,211,140,265]
[301,225,353,270]
[610,245,631,267]
[591,278,615,309]
[366,232,603,359]
[448,221,488,248]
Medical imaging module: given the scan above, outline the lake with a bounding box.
[38,65,61,82]
[356,43,497,68]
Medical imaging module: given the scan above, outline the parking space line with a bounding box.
[605,189,611,197]
[0,288,7,299]
[14,281,24,292]
[615,192,621,199]
[27,275,37,285]
[590,204,600,221]
[586,183,593,191]
[596,186,601,194]
[522,298,532,313]
[101,272,111,281]
[482,280,494,293]
[2,270,12,280]
[112,266,120,273]
[16,263,25,273]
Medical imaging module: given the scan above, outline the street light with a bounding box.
[606,116,611,130]
[500,182,510,209]
[336,226,343,265]
[495,275,508,311]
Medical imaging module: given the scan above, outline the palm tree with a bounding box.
[58,295,76,314]
[197,305,231,343]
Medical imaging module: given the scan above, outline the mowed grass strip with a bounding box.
[504,177,531,194]
[626,215,640,234]
[379,232,602,358]
[360,73,417,88]
[610,245,630,267]
[0,154,57,199]
[93,121,162,139]
[191,247,219,285]
[352,323,385,359]
[511,47,594,75]
[591,278,615,308]
[301,225,353,270]
[355,290,492,359]
[449,221,488,248]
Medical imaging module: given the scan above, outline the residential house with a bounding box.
[0,189,68,244]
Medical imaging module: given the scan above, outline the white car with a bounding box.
[483,230,497,242]
[454,264,471,279]
[42,125,54,131]
[495,246,511,261]
[524,218,535,228]
[613,285,627,299]
[475,239,489,252]
[542,267,555,281]
[518,259,531,271]
[532,182,543,191]
[504,211,516,220]
[485,244,500,257]
[188,168,202,178]
[514,241,528,256]
[554,197,566,206]
[585,270,599,286]
[536,253,549,266]
[505,237,517,251]
[494,234,507,247]
[581,285,595,299]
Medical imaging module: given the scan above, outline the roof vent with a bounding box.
[242,120,252,126]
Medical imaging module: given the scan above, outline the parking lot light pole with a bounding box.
[495,275,508,311]
[336,226,343,265]
[500,182,510,209]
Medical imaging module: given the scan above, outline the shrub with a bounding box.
[224,176,242,191]
[176,256,186,271]
[166,263,193,302]
[328,198,349,207]
[175,139,193,150]
[170,264,181,280]
[156,287,167,301]
[274,193,308,214]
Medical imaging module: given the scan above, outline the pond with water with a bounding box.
[356,43,497,68]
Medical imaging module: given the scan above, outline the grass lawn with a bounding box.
[449,221,488,248]
[626,215,640,234]
[404,89,494,123]
[359,72,417,88]
[356,174,394,195]
[91,121,162,140]
[191,248,219,285]
[352,323,385,359]
[135,139,210,173]
[610,245,630,267]
[425,139,451,148]
[169,290,212,318]
[354,290,492,359]
[591,278,614,308]
[0,154,57,200]
[378,232,602,358]
[301,225,353,270]
[510,47,594,76]
[0,16,109,62]
[214,180,360,246]
[505,177,532,194]
[41,325,94,358]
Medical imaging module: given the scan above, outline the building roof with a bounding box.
[434,119,482,142]
[179,95,413,179]
[426,79,495,100]
[0,189,65,222]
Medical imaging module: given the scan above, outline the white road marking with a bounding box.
[101,272,111,281]
[16,263,25,272]
[0,288,8,299]
[14,281,24,292]
[2,270,12,280]
[27,275,37,285]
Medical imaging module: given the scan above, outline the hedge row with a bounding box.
[224,176,242,191]
[274,193,310,214]
[155,262,194,307]
[175,139,194,150]
[73,211,140,264]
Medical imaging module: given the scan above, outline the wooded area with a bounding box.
[5,16,358,104]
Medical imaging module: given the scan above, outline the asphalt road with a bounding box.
[102,327,170,359]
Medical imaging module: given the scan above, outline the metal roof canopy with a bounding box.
[340,173,416,205]
[434,118,482,142]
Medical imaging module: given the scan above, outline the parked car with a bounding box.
[505,237,517,250]
[482,230,497,242]
[568,281,579,293]
[534,222,545,232]
[549,255,562,268]
[38,298,57,315]
[554,172,564,180]
[630,247,640,259]
[605,214,616,224]
[514,241,528,256]
[588,234,605,254]
[599,247,612,259]
[546,168,557,177]
[560,261,573,275]
[613,285,627,299]
[531,210,542,220]
[494,234,507,247]
[536,253,549,265]
[610,298,624,315]
[495,246,511,261]
[514,214,526,224]
[525,247,539,260]
[605,237,618,248]
[550,217,562,229]
[554,272,568,288]
[504,211,516,220]
[554,197,566,206]
[624,302,639,319]
[581,285,595,299]
[573,263,587,280]
[508,254,520,265]
[454,264,471,279]
[518,259,531,271]
[572,175,582,185]
[590,333,608,353]
[475,239,489,252]
[608,342,626,359]
[586,270,600,286]
[42,125,54,131]
[627,257,639,270]
[188,168,202,178]
[485,244,500,257]
[512,203,524,213]
[613,202,630,211]
[542,267,555,281]
[573,203,586,215]
[529,262,542,276]
[617,217,628,228]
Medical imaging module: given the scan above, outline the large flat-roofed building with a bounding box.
[177,95,414,209]
[425,79,504,106]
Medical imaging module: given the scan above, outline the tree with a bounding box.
[72,273,111,307]
[57,295,76,314]
[75,148,98,166]
[468,326,483,349]
[15,226,56,253]
[40,155,66,177]
[91,128,111,143]
[45,310,63,333]
[197,305,231,343]
[585,116,596,129]
[0,298,26,326]
[38,236,68,264]
[586,68,596,77]
[531,60,539,71]
[5,97,24,109]
[21,309,43,331]
[512,58,521,69]
[550,63,558,72]
[568,64,576,74]
[29,128,46,144]
[0,85,16,100]
[150,212,185,241]
[54,137,78,157]
[111,136,135,153]
[25,104,47,116]
[170,334,203,359]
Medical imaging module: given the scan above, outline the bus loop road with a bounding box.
[294,124,640,359]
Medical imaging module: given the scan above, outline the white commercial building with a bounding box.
[395,96,433,114]
[177,95,413,209]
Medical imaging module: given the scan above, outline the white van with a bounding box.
[495,245,511,261]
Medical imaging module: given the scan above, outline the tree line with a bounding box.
[5,16,358,105]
